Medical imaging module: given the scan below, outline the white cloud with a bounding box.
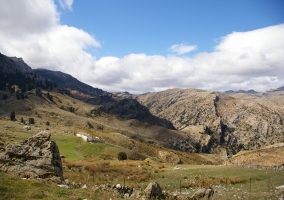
[0,0,58,35]
[0,0,100,82]
[0,0,283,94]
[58,0,73,10]
[169,43,197,55]
[92,24,284,93]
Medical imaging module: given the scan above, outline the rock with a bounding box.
[158,151,181,164]
[144,182,163,200]
[23,126,31,130]
[130,189,143,199]
[58,184,69,189]
[82,184,87,189]
[187,187,214,200]
[276,185,284,190]
[0,131,63,183]
[116,183,122,190]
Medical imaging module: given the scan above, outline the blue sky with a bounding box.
[57,0,284,58]
[0,0,284,93]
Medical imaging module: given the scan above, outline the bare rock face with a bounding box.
[0,131,63,183]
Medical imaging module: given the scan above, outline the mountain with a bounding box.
[0,53,55,92]
[32,69,174,129]
[115,88,284,156]
[1,52,284,158]
[224,89,260,95]
[0,53,32,74]
[33,69,105,97]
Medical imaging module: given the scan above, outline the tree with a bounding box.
[35,87,42,97]
[10,86,15,93]
[28,118,35,124]
[15,90,20,100]
[46,92,53,101]
[0,80,6,90]
[20,92,25,99]
[2,94,8,100]
[117,152,127,161]
[10,111,16,121]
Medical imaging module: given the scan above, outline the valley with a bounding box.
[0,53,284,199]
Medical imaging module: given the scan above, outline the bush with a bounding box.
[35,88,42,97]
[2,94,8,100]
[46,92,53,101]
[117,152,127,161]
[46,121,50,126]
[10,111,15,121]
[29,118,35,124]
[128,150,146,160]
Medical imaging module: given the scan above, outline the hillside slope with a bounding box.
[33,69,105,96]
[0,88,214,164]
[115,88,284,157]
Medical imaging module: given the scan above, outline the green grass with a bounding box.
[0,164,283,200]
[53,134,128,161]
[151,165,284,199]
[0,171,109,200]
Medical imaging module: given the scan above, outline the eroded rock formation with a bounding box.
[0,131,63,183]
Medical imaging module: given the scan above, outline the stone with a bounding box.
[0,131,63,183]
[23,125,31,130]
[116,183,122,190]
[187,187,214,200]
[58,184,69,189]
[158,151,181,164]
[144,182,163,200]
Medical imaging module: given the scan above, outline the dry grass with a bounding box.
[62,159,157,186]
[181,176,249,188]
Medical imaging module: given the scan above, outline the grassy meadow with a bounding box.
[0,118,283,199]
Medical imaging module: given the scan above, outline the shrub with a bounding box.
[46,92,53,101]
[117,152,127,161]
[29,118,35,124]
[46,121,50,126]
[128,150,146,160]
[2,94,8,100]
[10,111,15,121]
[35,88,42,97]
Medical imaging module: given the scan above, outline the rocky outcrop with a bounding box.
[158,151,181,164]
[0,131,63,183]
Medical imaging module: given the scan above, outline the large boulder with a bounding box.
[158,150,182,164]
[0,131,63,183]
[143,182,164,200]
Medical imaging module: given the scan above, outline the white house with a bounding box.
[76,132,93,142]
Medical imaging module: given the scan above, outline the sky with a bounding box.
[0,0,284,94]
